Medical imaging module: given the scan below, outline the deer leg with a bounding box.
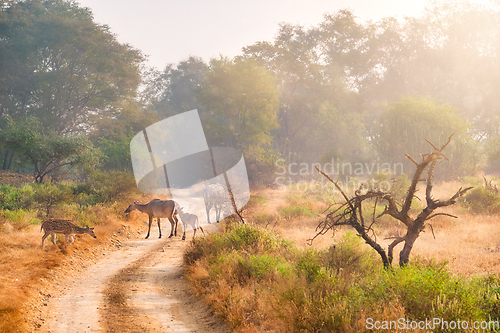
[41,232,49,249]
[145,216,152,239]
[168,217,174,238]
[174,215,178,236]
[200,226,205,236]
[215,204,221,223]
[51,233,57,245]
[180,218,186,240]
[206,203,213,224]
[157,218,162,239]
[68,235,75,246]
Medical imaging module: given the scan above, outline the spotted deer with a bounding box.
[40,219,97,248]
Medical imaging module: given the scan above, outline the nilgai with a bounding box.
[203,183,225,223]
[124,199,178,239]
[40,219,96,248]
[175,203,205,240]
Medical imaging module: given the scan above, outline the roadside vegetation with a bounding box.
[0,172,145,333]
[184,223,500,332]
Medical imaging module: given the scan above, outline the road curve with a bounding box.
[37,237,228,333]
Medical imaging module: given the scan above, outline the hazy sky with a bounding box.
[74,0,444,70]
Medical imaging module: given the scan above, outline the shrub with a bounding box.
[0,209,40,231]
[72,170,136,205]
[185,225,497,332]
[33,183,74,216]
[0,185,22,210]
[253,212,277,225]
[460,187,500,214]
[278,205,313,219]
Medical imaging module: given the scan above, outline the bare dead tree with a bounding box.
[309,135,472,268]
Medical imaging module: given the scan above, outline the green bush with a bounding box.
[384,261,480,320]
[185,225,500,332]
[460,187,500,214]
[278,205,313,219]
[33,183,74,216]
[84,170,136,204]
[0,209,40,230]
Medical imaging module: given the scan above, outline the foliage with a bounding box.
[0,171,135,213]
[371,97,474,179]
[33,183,73,216]
[185,225,499,332]
[81,170,137,204]
[142,56,208,118]
[0,209,40,231]
[199,58,279,162]
[460,187,500,214]
[277,205,313,220]
[0,0,143,134]
[96,135,133,172]
[0,116,101,183]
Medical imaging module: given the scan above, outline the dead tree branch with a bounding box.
[309,135,473,268]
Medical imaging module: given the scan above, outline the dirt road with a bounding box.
[37,234,229,333]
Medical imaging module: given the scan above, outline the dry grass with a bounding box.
[0,192,161,333]
[250,180,500,277]
[181,177,500,332]
[3,176,500,331]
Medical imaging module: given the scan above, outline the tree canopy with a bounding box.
[0,116,100,182]
[0,0,144,134]
[2,0,500,182]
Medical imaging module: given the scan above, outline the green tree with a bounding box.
[371,97,475,178]
[142,56,208,118]
[200,58,279,163]
[33,183,73,216]
[0,0,143,134]
[243,15,369,167]
[0,116,101,183]
[90,98,159,171]
[370,1,500,133]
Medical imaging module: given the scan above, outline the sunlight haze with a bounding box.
[76,0,431,70]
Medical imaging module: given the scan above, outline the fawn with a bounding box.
[40,219,97,248]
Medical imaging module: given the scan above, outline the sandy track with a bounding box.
[37,235,228,333]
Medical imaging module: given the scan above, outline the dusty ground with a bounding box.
[34,229,228,333]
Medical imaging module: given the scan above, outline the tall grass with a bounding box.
[185,224,500,332]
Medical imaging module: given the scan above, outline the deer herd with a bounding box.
[40,194,221,249]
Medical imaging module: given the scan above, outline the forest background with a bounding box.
[1,0,499,184]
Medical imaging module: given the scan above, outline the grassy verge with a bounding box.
[184,224,500,332]
[0,172,151,333]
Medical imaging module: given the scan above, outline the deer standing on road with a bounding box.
[124,199,178,239]
[40,219,97,248]
[203,183,225,223]
[174,203,205,240]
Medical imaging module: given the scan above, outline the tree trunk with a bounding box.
[2,150,9,170]
[399,222,424,266]
[7,151,14,169]
[351,218,391,268]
